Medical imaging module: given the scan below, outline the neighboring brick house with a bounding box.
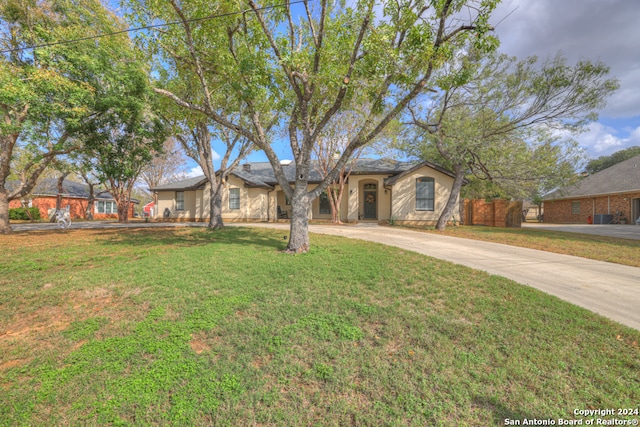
[543,155,640,224]
[8,179,138,220]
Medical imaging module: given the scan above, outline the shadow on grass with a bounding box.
[473,395,554,425]
[94,226,289,251]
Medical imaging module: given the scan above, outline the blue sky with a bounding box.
[176,0,639,177]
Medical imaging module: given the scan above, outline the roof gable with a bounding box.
[545,154,640,200]
[384,160,458,186]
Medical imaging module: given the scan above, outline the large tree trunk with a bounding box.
[287,191,311,253]
[86,183,95,220]
[116,196,130,222]
[435,164,465,231]
[208,182,224,230]
[0,189,10,234]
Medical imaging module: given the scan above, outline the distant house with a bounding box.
[150,158,459,225]
[8,179,138,220]
[543,155,640,224]
[143,201,155,217]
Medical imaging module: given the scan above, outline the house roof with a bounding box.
[149,175,209,191]
[150,158,450,192]
[7,179,140,203]
[383,160,458,186]
[544,154,640,200]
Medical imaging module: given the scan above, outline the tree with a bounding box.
[405,51,618,230]
[127,0,499,252]
[172,118,253,230]
[0,0,156,232]
[312,110,367,224]
[139,137,188,208]
[0,0,97,233]
[81,108,167,222]
[139,137,187,190]
[585,146,640,175]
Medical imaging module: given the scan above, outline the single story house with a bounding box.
[8,179,138,220]
[150,158,459,225]
[543,154,640,224]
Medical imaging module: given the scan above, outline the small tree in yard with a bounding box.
[312,111,366,224]
[171,117,253,230]
[404,51,619,230]
[82,113,166,222]
[128,0,500,252]
[139,137,188,209]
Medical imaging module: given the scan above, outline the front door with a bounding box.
[363,184,377,219]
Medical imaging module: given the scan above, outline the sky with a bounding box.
[185,0,640,177]
[490,0,640,157]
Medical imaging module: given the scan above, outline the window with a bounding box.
[285,195,291,205]
[96,201,116,214]
[319,192,331,214]
[571,201,580,215]
[416,177,435,211]
[229,188,240,210]
[176,191,185,211]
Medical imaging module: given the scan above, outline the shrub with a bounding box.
[9,207,41,221]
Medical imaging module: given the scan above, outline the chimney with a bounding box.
[242,163,251,172]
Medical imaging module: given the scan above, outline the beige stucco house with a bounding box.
[150,159,459,225]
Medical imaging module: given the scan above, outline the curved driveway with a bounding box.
[10,221,640,331]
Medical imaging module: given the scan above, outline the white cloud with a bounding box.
[576,123,640,156]
[186,165,203,177]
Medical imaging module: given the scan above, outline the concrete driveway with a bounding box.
[9,220,640,331]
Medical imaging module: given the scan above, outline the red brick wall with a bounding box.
[463,199,522,227]
[543,192,640,223]
[9,196,134,220]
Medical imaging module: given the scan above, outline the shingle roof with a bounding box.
[544,154,640,200]
[149,176,209,191]
[9,179,120,201]
[150,158,452,191]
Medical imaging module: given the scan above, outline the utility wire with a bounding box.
[0,0,310,55]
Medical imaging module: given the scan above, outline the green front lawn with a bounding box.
[1,228,638,426]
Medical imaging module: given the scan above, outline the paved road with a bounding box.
[9,220,640,331]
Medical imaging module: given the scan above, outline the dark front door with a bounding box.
[363,186,377,219]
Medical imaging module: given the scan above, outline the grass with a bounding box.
[410,225,640,268]
[1,227,638,426]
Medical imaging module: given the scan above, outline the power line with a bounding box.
[0,0,309,55]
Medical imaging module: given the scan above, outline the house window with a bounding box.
[96,201,117,214]
[416,177,435,211]
[319,192,331,214]
[229,188,240,210]
[176,191,185,211]
[285,195,291,205]
[571,201,580,215]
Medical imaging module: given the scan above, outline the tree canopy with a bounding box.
[0,0,158,231]
[585,146,640,175]
[126,0,500,252]
[404,51,618,229]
